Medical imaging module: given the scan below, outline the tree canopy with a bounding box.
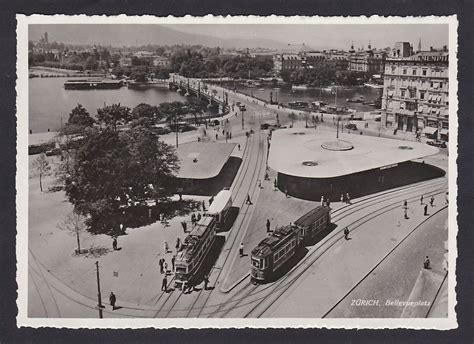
[96,104,131,132]
[64,104,95,134]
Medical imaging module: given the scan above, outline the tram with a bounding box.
[204,189,232,229]
[250,206,331,283]
[174,216,216,288]
[294,206,331,244]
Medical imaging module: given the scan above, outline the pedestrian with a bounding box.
[197,213,202,221]
[343,227,350,240]
[239,242,244,257]
[171,255,175,272]
[109,292,116,310]
[162,276,168,292]
[204,274,209,290]
[423,256,430,269]
[246,194,252,204]
[229,132,232,139]
[266,219,271,232]
[238,144,241,151]
[424,204,428,216]
[202,200,206,211]
[404,206,409,219]
[176,237,181,251]
[326,198,331,208]
[403,199,408,208]
[445,191,449,204]
[191,213,196,225]
[273,178,277,190]
[258,180,262,188]
[340,193,344,203]
[346,193,351,204]
[164,261,168,274]
[420,195,424,205]
[321,195,324,206]
[164,241,169,253]
[215,133,218,140]
[159,258,164,274]
[112,237,118,251]
[430,195,435,207]
[285,188,288,198]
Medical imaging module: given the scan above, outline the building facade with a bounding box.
[348,43,387,75]
[381,49,449,140]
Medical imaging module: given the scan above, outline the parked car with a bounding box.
[345,123,358,130]
[179,124,197,132]
[426,139,447,148]
[45,148,61,157]
[153,126,171,135]
[239,105,246,111]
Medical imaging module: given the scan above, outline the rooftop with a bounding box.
[176,141,236,179]
[268,128,439,179]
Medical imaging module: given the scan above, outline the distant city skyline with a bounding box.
[29,24,449,51]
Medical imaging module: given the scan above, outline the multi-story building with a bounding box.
[273,53,302,75]
[152,56,170,68]
[348,42,387,75]
[381,47,449,140]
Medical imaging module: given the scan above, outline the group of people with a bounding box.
[320,196,331,208]
[340,193,351,204]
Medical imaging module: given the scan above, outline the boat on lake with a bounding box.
[64,78,123,90]
[364,83,384,89]
[288,101,309,109]
[292,84,308,90]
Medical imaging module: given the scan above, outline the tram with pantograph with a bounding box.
[251,206,331,283]
[174,216,216,289]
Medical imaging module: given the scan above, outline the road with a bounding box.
[26,77,449,320]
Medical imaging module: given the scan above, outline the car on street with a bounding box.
[426,139,447,148]
[345,123,357,130]
[239,105,246,111]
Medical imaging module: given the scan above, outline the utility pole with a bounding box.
[95,261,104,318]
[337,116,340,139]
[175,115,179,148]
[241,110,245,130]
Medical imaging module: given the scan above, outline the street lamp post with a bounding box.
[95,261,104,319]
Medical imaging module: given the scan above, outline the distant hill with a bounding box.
[29,24,290,50]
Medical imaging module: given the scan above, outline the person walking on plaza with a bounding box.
[164,261,168,274]
[202,200,206,211]
[181,221,187,233]
[326,198,331,208]
[266,219,271,232]
[403,199,408,208]
[430,195,435,207]
[346,193,351,204]
[245,194,252,205]
[159,258,164,274]
[343,227,350,240]
[109,292,117,310]
[285,188,289,198]
[191,213,196,225]
[164,241,169,254]
[445,191,449,204]
[171,255,176,272]
[423,256,431,269]
[424,204,428,216]
[340,193,344,203]
[321,196,324,206]
[162,276,168,292]
[204,274,209,290]
[239,242,244,257]
[238,144,241,151]
[112,237,118,251]
[176,237,181,251]
[197,213,201,221]
[273,178,278,191]
[420,195,424,205]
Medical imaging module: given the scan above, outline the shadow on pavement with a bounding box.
[217,206,239,233]
[262,247,309,284]
[187,235,226,288]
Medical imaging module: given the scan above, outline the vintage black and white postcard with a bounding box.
[16,15,458,329]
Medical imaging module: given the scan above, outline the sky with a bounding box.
[29,23,449,51]
[164,24,449,50]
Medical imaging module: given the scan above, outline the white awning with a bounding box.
[440,129,449,135]
[422,127,438,135]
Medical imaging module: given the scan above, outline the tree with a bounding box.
[64,104,95,135]
[96,104,131,132]
[33,153,51,192]
[58,210,87,254]
[131,103,159,126]
[158,101,186,147]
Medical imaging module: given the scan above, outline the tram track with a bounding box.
[195,185,447,318]
[151,102,266,318]
[241,191,448,318]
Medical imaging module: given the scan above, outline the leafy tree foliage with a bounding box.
[96,104,131,132]
[65,127,179,235]
[64,104,95,135]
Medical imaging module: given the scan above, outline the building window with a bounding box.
[401,90,406,98]
[420,91,425,100]
[409,89,416,98]
[439,82,443,88]
[422,69,427,76]
[391,66,396,73]
[403,69,407,75]
[412,69,417,75]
